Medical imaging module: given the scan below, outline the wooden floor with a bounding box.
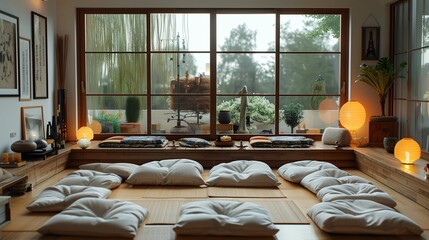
[1,168,429,240]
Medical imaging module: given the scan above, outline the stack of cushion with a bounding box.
[250,136,314,148]
[98,135,168,148]
[278,160,422,235]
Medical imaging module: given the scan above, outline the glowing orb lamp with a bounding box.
[394,138,421,165]
[339,101,366,131]
[77,127,94,149]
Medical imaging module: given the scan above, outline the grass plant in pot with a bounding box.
[356,57,406,147]
[120,96,142,133]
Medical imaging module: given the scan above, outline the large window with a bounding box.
[77,9,349,138]
[392,0,429,154]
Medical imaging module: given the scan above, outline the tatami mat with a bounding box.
[208,187,286,198]
[130,198,308,224]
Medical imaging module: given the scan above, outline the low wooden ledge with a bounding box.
[68,141,356,168]
[354,147,429,209]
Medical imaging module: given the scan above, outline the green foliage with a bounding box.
[356,57,407,116]
[217,96,275,125]
[93,111,122,133]
[125,96,141,122]
[281,103,304,132]
[306,15,341,38]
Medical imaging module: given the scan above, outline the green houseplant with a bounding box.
[217,96,275,129]
[356,57,407,116]
[281,103,304,133]
[125,96,141,123]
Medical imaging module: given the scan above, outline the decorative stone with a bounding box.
[34,139,48,149]
[11,140,37,153]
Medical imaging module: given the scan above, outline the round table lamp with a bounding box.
[339,101,366,131]
[77,127,94,149]
[394,138,421,164]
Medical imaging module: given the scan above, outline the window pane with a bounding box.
[217,14,275,52]
[394,53,408,99]
[217,53,275,94]
[151,13,210,51]
[217,95,275,134]
[152,96,210,134]
[87,96,147,133]
[85,14,147,52]
[280,14,340,52]
[86,53,147,94]
[279,53,340,96]
[411,0,429,48]
[410,48,429,100]
[279,96,339,133]
[151,53,210,93]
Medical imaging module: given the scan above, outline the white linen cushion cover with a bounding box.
[0,168,13,182]
[27,185,112,212]
[321,127,352,147]
[38,198,148,238]
[126,159,205,186]
[308,199,423,235]
[317,183,397,208]
[277,160,338,183]
[55,170,122,189]
[206,160,280,187]
[173,200,279,236]
[79,162,139,179]
[301,169,370,194]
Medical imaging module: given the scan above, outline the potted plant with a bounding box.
[217,96,275,131]
[281,103,304,133]
[94,111,122,133]
[356,57,406,147]
[356,57,406,117]
[120,96,142,133]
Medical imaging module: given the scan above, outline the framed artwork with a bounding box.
[31,11,48,99]
[362,27,380,60]
[21,106,44,140]
[0,10,19,97]
[19,37,31,101]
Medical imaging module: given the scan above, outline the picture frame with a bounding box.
[362,27,380,60]
[21,106,44,140]
[31,11,48,99]
[19,37,31,101]
[0,10,19,97]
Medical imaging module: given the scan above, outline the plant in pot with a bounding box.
[281,103,304,133]
[356,57,406,148]
[120,96,142,133]
[217,96,275,132]
[356,57,407,117]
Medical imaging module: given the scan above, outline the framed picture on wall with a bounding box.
[19,37,31,101]
[31,11,48,99]
[362,27,380,60]
[21,106,44,140]
[0,10,20,97]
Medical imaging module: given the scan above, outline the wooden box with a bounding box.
[369,117,398,147]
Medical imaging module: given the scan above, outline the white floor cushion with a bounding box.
[206,160,280,187]
[79,162,139,179]
[308,200,423,235]
[277,160,338,183]
[317,183,397,208]
[55,170,122,189]
[38,198,147,238]
[301,169,370,194]
[27,185,111,212]
[174,200,279,236]
[126,159,205,186]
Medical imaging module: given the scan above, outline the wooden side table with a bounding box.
[368,117,398,147]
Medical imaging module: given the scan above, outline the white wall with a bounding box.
[0,0,395,152]
[0,0,56,153]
